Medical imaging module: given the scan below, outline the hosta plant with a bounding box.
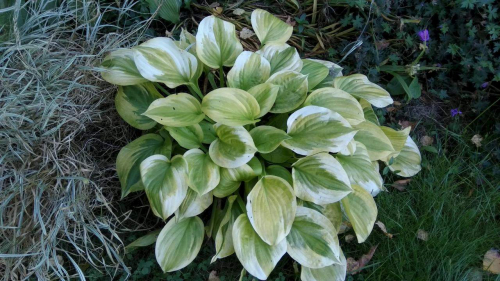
[101,9,422,281]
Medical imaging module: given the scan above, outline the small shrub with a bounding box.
[101,9,422,281]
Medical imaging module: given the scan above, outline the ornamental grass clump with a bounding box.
[101,9,422,281]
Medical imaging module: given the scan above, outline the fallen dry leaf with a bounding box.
[345,234,355,243]
[375,221,393,238]
[483,249,500,274]
[386,107,397,113]
[239,27,255,39]
[286,16,296,27]
[417,229,428,241]
[233,8,245,15]
[471,134,483,147]
[375,40,389,50]
[213,7,223,15]
[338,221,352,234]
[208,270,221,281]
[347,245,378,275]
[399,120,417,130]
[393,101,402,106]
[392,179,411,191]
[420,135,434,146]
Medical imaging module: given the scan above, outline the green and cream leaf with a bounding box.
[115,83,162,130]
[117,133,172,198]
[166,124,204,149]
[155,217,204,272]
[209,124,257,168]
[247,176,297,245]
[251,9,293,45]
[140,155,188,220]
[175,189,213,220]
[143,93,205,127]
[196,16,243,68]
[283,106,357,156]
[232,214,287,280]
[250,126,290,153]
[333,74,393,108]
[303,87,365,125]
[101,49,148,86]
[386,136,422,177]
[257,43,302,75]
[352,121,395,161]
[202,88,260,126]
[301,251,347,281]
[286,206,341,268]
[336,142,384,196]
[227,51,271,90]
[134,37,200,88]
[247,83,280,117]
[267,70,308,113]
[292,153,352,205]
[341,184,377,243]
[300,59,329,90]
[184,149,220,195]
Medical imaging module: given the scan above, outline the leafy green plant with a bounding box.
[101,9,422,281]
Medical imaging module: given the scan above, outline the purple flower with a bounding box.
[418,30,430,42]
[481,82,489,88]
[451,108,462,117]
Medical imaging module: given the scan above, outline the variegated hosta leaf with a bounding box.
[247,83,280,117]
[199,121,217,144]
[380,126,411,161]
[267,70,308,113]
[155,216,204,272]
[134,37,200,88]
[298,199,325,214]
[212,195,244,262]
[322,202,342,233]
[166,124,204,149]
[183,149,220,195]
[333,74,393,108]
[101,49,148,86]
[265,165,293,185]
[251,9,293,45]
[359,99,380,125]
[300,59,329,90]
[176,29,204,81]
[247,176,297,245]
[336,142,384,196]
[140,155,188,220]
[338,139,357,156]
[232,214,287,280]
[301,251,347,281]
[115,83,162,130]
[303,87,365,125]
[247,157,263,176]
[175,189,213,220]
[386,136,422,177]
[250,126,290,153]
[117,133,172,198]
[213,164,256,198]
[311,59,344,90]
[261,145,294,164]
[283,106,357,156]
[209,124,257,168]
[196,16,243,69]
[257,43,302,75]
[292,153,352,205]
[202,88,260,126]
[341,184,377,243]
[352,121,395,161]
[286,206,341,268]
[143,93,205,127]
[227,51,271,90]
